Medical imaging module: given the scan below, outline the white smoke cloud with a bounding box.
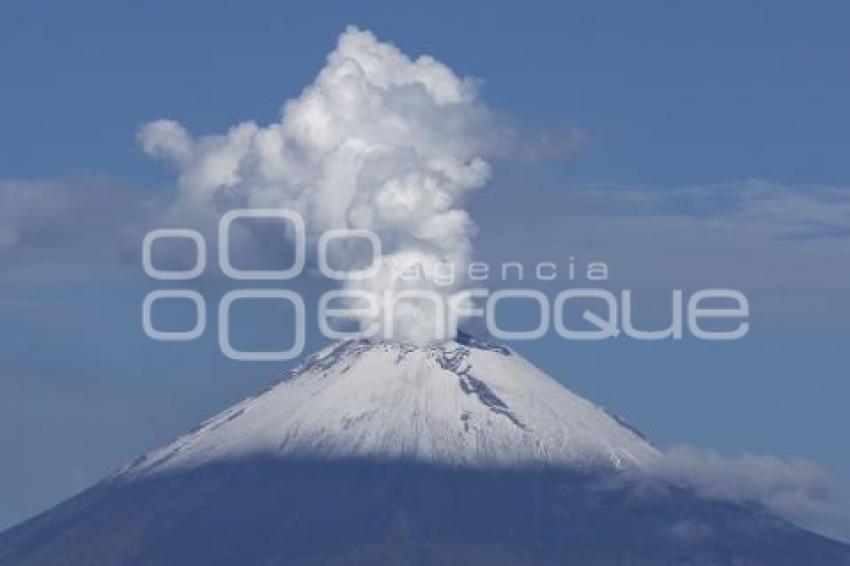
[651,446,850,543]
[139,26,502,344]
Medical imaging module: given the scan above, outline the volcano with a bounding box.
[1,334,848,565]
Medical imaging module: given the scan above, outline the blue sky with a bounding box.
[1,0,849,537]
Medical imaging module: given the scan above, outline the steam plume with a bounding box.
[140,26,500,343]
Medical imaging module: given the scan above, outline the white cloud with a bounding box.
[140,26,503,344]
[474,179,850,329]
[650,446,850,543]
[562,179,850,240]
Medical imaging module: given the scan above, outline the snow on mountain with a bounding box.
[2,334,850,565]
[119,333,657,477]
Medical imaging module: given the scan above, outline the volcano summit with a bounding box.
[1,334,848,565]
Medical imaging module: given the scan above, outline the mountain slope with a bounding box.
[120,334,657,476]
[1,334,848,565]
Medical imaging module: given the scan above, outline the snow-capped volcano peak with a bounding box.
[121,333,658,477]
[7,335,850,566]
